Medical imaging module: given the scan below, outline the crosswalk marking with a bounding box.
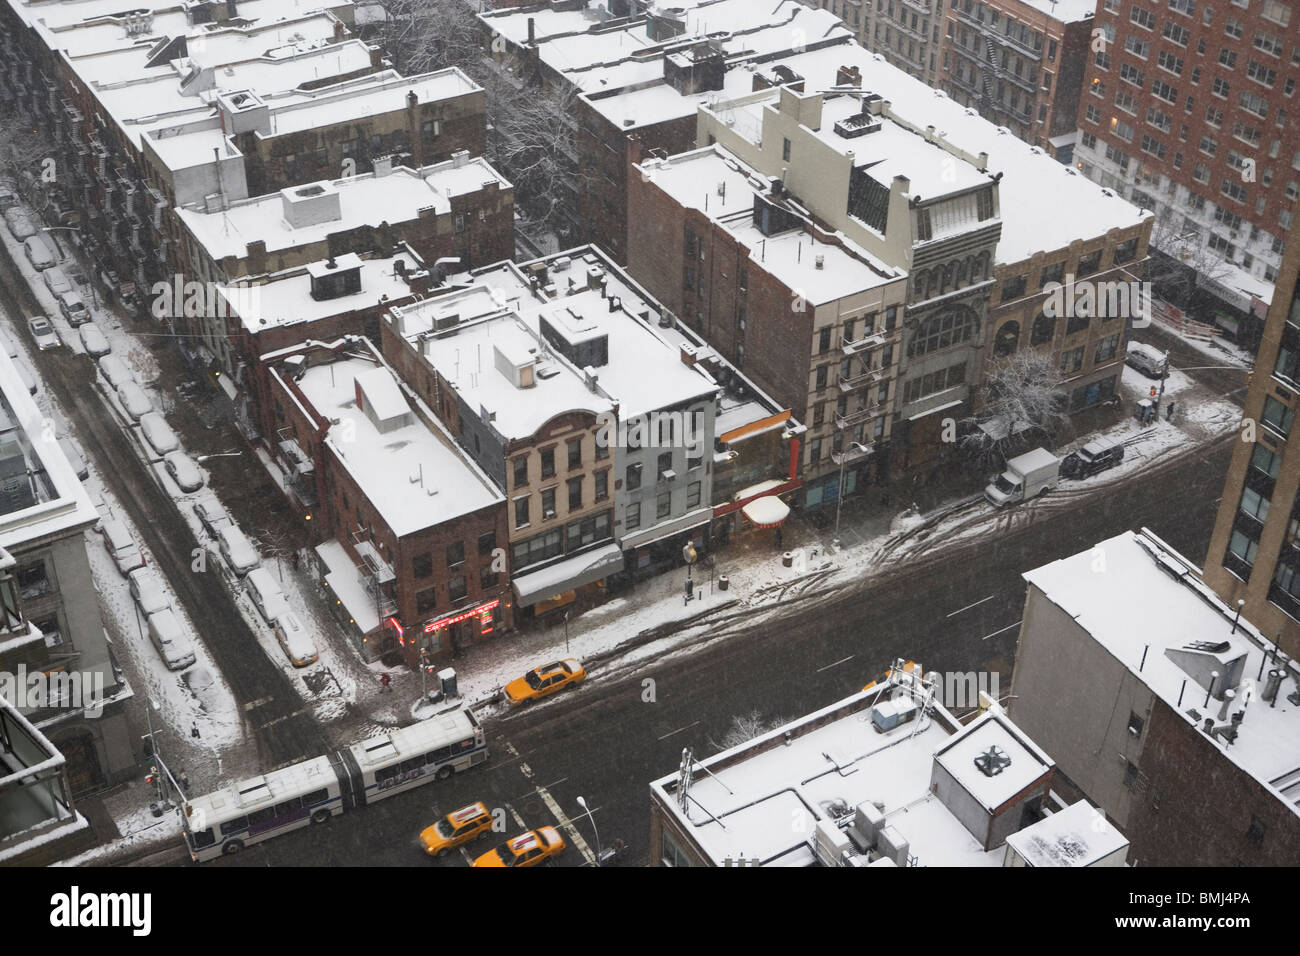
[243,695,273,711]
[536,785,595,865]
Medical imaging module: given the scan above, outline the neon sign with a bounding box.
[424,599,500,633]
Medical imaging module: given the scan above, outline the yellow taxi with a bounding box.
[419,802,494,858]
[472,826,566,868]
[503,658,586,706]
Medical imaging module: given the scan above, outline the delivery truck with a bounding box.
[984,447,1060,508]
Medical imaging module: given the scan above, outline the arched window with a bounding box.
[994,320,1020,357]
[1030,311,1056,346]
[908,306,980,357]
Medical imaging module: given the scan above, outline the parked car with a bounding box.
[138,412,178,455]
[217,524,260,576]
[245,568,288,624]
[192,493,230,539]
[42,267,72,296]
[1126,341,1169,378]
[472,828,566,868]
[504,658,587,706]
[128,566,171,617]
[79,323,111,357]
[1060,437,1126,480]
[4,207,35,240]
[116,382,152,421]
[273,612,317,668]
[24,235,56,270]
[57,437,89,480]
[0,182,19,211]
[147,608,195,671]
[98,354,135,389]
[27,315,60,350]
[420,802,494,858]
[57,291,91,326]
[99,518,145,575]
[164,450,204,492]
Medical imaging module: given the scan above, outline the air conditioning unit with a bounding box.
[544,509,555,519]
[661,469,677,481]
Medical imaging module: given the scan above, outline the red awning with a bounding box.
[742,496,790,529]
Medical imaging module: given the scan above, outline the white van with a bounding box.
[1126,341,1168,378]
[99,517,144,575]
[98,354,135,389]
[24,235,56,270]
[274,612,318,667]
[128,566,170,617]
[147,608,195,671]
[245,567,288,624]
[138,411,178,455]
[218,524,260,577]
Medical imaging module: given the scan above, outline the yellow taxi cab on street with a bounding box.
[472,827,566,867]
[503,658,586,706]
[420,802,494,858]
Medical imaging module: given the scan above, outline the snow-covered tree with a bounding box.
[962,351,1069,468]
[708,710,786,753]
[1145,210,1233,305]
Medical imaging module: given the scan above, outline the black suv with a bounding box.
[1060,438,1125,479]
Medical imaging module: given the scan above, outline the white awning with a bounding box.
[618,506,712,551]
[512,542,624,606]
[742,496,790,528]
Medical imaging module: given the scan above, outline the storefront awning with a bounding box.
[742,496,790,529]
[618,506,712,551]
[513,542,625,606]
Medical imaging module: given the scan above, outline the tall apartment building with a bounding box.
[1203,236,1300,659]
[811,0,945,85]
[939,0,1096,161]
[1073,0,1299,347]
[0,351,135,794]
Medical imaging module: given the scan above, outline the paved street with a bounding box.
[171,431,1231,868]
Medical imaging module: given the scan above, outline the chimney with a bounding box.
[608,295,620,313]
[977,151,989,170]
[373,155,393,178]
[680,343,698,366]
[836,65,862,88]
[452,150,469,168]
[407,90,418,111]
[333,20,345,41]
[815,254,825,270]
[925,125,936,143]
[528,17,535,45]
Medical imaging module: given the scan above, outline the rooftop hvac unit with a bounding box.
[812,818,851,867]
[876,825,909,867]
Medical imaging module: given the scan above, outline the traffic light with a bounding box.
[1150,386,1157,397]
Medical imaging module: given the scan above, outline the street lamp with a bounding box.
[576,796,615,866]
[195,451,242,462]
[831,441,871,542]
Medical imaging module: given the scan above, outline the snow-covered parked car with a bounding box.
[274,612,318,667]
[217,524,260,577]
[138,412,178,455]
[164,451,204,492]
[128,566,170,617]
[79,323,111,357]
[28,315,60,350]
[116,382,152,421]
[57,291,91,326]
[24,235,56,270]
[99,517,145,575]
[147,608,195,671]
[98,354,135,389]
[192,493,230,539]
[4,207,35,240]
[245,567,288,625]
[43,267,72,296]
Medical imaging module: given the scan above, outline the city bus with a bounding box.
[183,710,487,861]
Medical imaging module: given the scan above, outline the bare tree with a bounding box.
[708,710,787,753]
[1144,205,1233,304]
[961,351,1069,468]
[360,0,488,77]
[484,76,577,233]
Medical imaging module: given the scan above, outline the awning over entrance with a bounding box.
[512,542,624,607]
[316,540,381,633]
[742,496,790,529]
[618,507,712,551]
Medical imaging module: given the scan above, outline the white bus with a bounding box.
[182,710,487,861]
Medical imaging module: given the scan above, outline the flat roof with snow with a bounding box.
[1004,800,1129,867]
[1024,529,1300,818]
[293,356,502,537]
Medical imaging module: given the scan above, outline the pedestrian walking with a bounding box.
[380,672,392,693]
[178,769,190,791]
[190,723,200,740]
[291,550,300,571]
[1166,401,1175,421]
[775,527,783,550]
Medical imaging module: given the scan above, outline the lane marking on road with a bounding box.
[816,654,855,673]
[519,762,534,779]
[459,846,475,865]
[981,620,1022,641]
[256,706,313,730]
[657,719,700,741]
[507,802,528,829]
[536,785,595,865]
[946,594,997,618]
[244,696,273,711]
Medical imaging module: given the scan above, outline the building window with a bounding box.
[1263,396,1296,438]
[1228,528,1260,569]
[626,463,642,491]
[514,497,530,529]
[1001,275,1027,300]
[446,542,465,568]
[478,531,496,556]
[1031,312,1056,346]
[417,587,438,616]
[1123,761,1140,788]
[481,567,498,590]
[16,563,51,600]
[1240,486,1271,522]
[541,488,556,517]
[782,137,792,161]
[656,492,671,519]
[687,481,701,508]
[448,575,467,604]
[512,457,528,488]
[908,307,977,357]
[540,448,555,479]
[626,502,641,530]
[595,437,610,460]
[567,438,582,470]
[1060,347,1084,374]
[568,477,583,511]
[1095,333,1120,363]
[595,470,608,501]
[412,553,433,579]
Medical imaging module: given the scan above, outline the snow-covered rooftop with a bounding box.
[650,677,1064,867]
[0,351,101,550]
[1018,0,1098,23]
[177,158,509,264]
[258,67,480,137]
[292,355,502,537]
[8,0,352,33]
[1024,529,1300,819]
[1004,800,1129,867]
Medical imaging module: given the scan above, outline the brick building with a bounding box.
[1011,527,1300,866]
[264,338,510,668]
[1073,0,1299,346]
[1202,235,1300,658]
